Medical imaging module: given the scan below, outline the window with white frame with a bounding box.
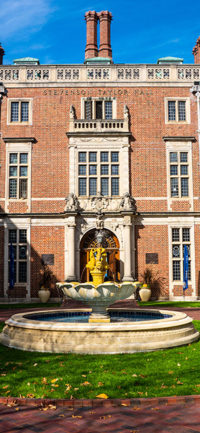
[7,99,32,125]
[172,227,191,281]
[165,98,190,124]
[169,151,189,197]
[8,229,27,283]
[9,152,29,199]
[78,151,119,196]
[84,98,113,120]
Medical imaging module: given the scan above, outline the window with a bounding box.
[78,151,119,196]
[165,98,190,124]
[169,152,189,197]
[8,229,27,284]
[172,228,191,281]
[8,99,32,125]
[9,152,28,199]
[83,98,113,120]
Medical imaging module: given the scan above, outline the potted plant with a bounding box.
[139,268,153,302]
[38,261,53,303]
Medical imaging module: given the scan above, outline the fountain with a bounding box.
[0,231,199,353]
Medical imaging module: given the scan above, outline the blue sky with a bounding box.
[1,0,200,65]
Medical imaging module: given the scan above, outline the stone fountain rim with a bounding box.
[3,308,193,332]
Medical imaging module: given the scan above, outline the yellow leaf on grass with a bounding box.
[3,385,8,389]
[168,371,174,375]
[51,378,58,383]
[42,378,47,384]
[96,393,109,399]
[81,381,91,386]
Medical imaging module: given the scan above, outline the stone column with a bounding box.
[65,217,76,281]
[122,215,134,281]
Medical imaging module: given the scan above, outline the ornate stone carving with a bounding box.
[124,104,129,120]
[65,193,80,211]
[70,105,76,119]
[120,193,136,211]
[91,192,109,211]
[95,211,104,229]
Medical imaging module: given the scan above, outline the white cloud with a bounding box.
[0,0,55,39]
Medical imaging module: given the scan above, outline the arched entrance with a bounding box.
[80,229,120,282]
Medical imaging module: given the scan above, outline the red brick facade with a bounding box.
[0,11,200,300]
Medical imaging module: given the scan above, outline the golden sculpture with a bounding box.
[86,247,109,286]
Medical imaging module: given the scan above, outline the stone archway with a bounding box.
[80,228,120,282]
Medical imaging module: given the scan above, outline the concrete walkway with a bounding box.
[1,301,200,432]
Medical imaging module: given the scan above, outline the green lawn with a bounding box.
[0,320,200,400]
[139,301,200,308]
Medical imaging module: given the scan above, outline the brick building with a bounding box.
[0,11,200,301]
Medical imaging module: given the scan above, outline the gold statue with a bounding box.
[86,247,109,286]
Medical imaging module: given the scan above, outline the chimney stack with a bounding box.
[193,37,200,64]
[0,43,5,65]
[85,11,98,59]
[98,11,112,59]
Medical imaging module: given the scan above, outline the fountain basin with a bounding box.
[0,308,199,354]
[56,281,140,322]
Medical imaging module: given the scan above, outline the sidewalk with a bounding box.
[1,396,200,433]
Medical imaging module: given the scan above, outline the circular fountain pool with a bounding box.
[0,308,199,354]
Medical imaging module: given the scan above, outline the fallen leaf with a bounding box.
[132,374,138,377]
[177,363,181,367]
[121,403,128,406]
[74,388,79,391]
[177,381,183,385]
[82,374,87,377]
[168,371,174,375]
[98,382,104,386]
[96,393,109,399]
[81,381,91,386]
[26,394,35,398]
[51,378,58,383]
[42,378,47,384]
[3,385,8,389]
[59,414,65,417]
[33,363,38,367]
[72,415,82,419]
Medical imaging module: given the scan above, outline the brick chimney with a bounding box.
[85,11,98,59]
[0,43,5,65]
[98,11,112,59]
[193,37,200,64]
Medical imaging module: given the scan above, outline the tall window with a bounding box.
[9,152,28,199]
[84,99,113,120]
[170,151,189,197]
[172,228,191,281]
[78,151,119,196]
[10,101,29,122]
[8,229,27,283]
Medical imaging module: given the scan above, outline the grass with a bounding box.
[0,320,200,400]
[139,301,200,308]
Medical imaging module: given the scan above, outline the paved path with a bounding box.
[1,302,200,432]
[1,396,200,433]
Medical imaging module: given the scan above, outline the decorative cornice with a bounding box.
[163,136,196,142]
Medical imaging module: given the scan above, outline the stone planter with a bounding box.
[38,288,50,303]
[139,284,151,302]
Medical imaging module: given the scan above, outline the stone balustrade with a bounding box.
[70,118,127,133]
[1,64,200,84]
